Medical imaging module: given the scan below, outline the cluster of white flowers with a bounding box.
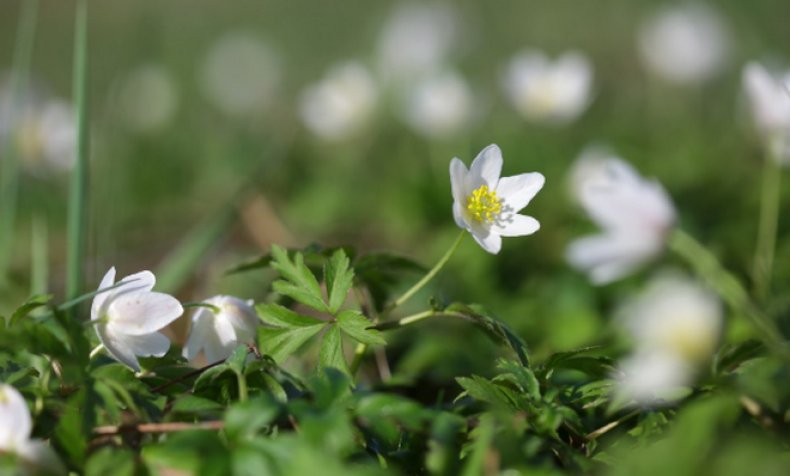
[90,268,258,370]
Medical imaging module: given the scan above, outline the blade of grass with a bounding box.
[66,0,90,315]
[30,214,48,296]
[0,0,39,282]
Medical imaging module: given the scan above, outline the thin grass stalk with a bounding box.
[66,0,90,315]
[0,0,39,281]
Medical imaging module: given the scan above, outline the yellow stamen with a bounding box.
[466,185,502,223]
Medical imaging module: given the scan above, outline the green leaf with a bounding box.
[9,294,52,326]
[319,325,348,375]
[224,397,279,442]
[455,375,516,408]
[256,303,323,328]
[85,447,137,476]
[495,359,541,400]
[258,324,325,362]
[226,344,249,375]
[444,302,530,366]
[336,310,386,346]
[225,254,272,275]
[270,245,327,312]
[325,248,354,314]
[171,395,223,414]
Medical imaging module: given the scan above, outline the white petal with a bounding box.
[15,439,66,475]
[203,332,236,364]
[496,172,545,212]
[493,214,540,237]
[91,267,116,322]
[216,296,259,343]
[125,332,171,358]
[0,384,32,449]
[468,144,503,189]
[95,324,141,371]
[107,292,183,336]
[92,270,157,323]
[449,157,469,206]
[470,228,502,254]
[183,308,212,361]
[213,311,239,347]
[565,233,659,284]
[452,201,469,229]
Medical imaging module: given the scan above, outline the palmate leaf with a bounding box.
[336,310,385,346]
[319,325,349,375]
[270,245,328,312]
[455,375,518,408]
[443,302,530,366]
[256,303,323,328]
[325,249,354,314]
[259,324,326,363]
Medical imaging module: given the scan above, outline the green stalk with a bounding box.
[66,0,89,313]
[668,229,789,359]
[236,371,248,402]
[30,215,48,295]
[752,152,782,302]
[0,0,39,281]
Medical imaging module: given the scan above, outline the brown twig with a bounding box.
[149,359,226,394]
[93,421,224,436]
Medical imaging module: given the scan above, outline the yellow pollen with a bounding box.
[466,185,502,223]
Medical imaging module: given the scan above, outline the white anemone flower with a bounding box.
[503,49,593,125]
[299,61,379,142]
[615,351,692,406]
[401,70,474,139]
[115,64,179,134]
[91,267,183,372]
[450,144,545,254]
[742,62,790,163]
[0,384,65,475]
[183,295,259,364]
[638,3,730,85]
[376,2,459,85]
[199,31,281,117]
[619,273,722,365]
[566,157,676,285]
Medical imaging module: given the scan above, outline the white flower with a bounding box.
[114,64,179,134]
[450,144,545,254]
[199,31,281,117]
[401,70,474,139]
[742,62,790,163]
[299,61,379,141]
[615,351,692,406]
[0,384,64,475]
[619,273,722,365]
[91,267,183,372]
[638,3,730,85]
[566,157,676,284]
[503,49,593,125]
[376,2,459,85]
[183,295,259,364]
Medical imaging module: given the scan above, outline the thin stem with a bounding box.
[149,359,226,394]
[236,371,248,402]
[668,229,789,359]
[584,409,641,441]
[89,343,104,359]
[66,0,90,313]
[93,421,223,436]
[752,152,782,302]
[373,309,466,331]
[0,0,39,279]
[387,230,465,312]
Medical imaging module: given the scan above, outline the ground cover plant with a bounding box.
[1,0,790,475]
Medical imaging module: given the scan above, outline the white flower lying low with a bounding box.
[0,384,64,475]
[615,274,722,405]
[183,295,259,364]
[450,144,545,254]
[566,155,676,284]
[742,62,790,163]
[91,267,183,372]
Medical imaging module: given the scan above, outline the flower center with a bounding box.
[466,185,502,223]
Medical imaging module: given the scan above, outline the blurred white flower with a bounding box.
[503,49,593,125]
[0,384,65,475]
[199,31,281,117]
[91,267,183,372]
[114,64,179,133]
[299,61,379,141]
[615,351,692,405]
[377,2,460,85]
[183,295,259,364]
[450,144,545,254]
[566,157,676,284]
[566,144,617,200]
[0,76,76,175]
[620,273,722,364]
[401,70,474,139]
[742,62,790,163]
[638,3,730,85]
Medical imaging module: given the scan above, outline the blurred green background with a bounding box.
[1,0,789,378]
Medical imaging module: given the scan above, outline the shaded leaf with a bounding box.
[325,248,354,314]
[319,325,348,375]
[258,324,325,363]
[337,310,386,346]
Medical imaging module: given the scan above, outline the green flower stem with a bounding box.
[236,371,248,402]
[386,230,465,313]
[373,309,468,331]
[668,229,789,359]
[752,152,782,302]
[89,343,104,360]
[350,231,466,376]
